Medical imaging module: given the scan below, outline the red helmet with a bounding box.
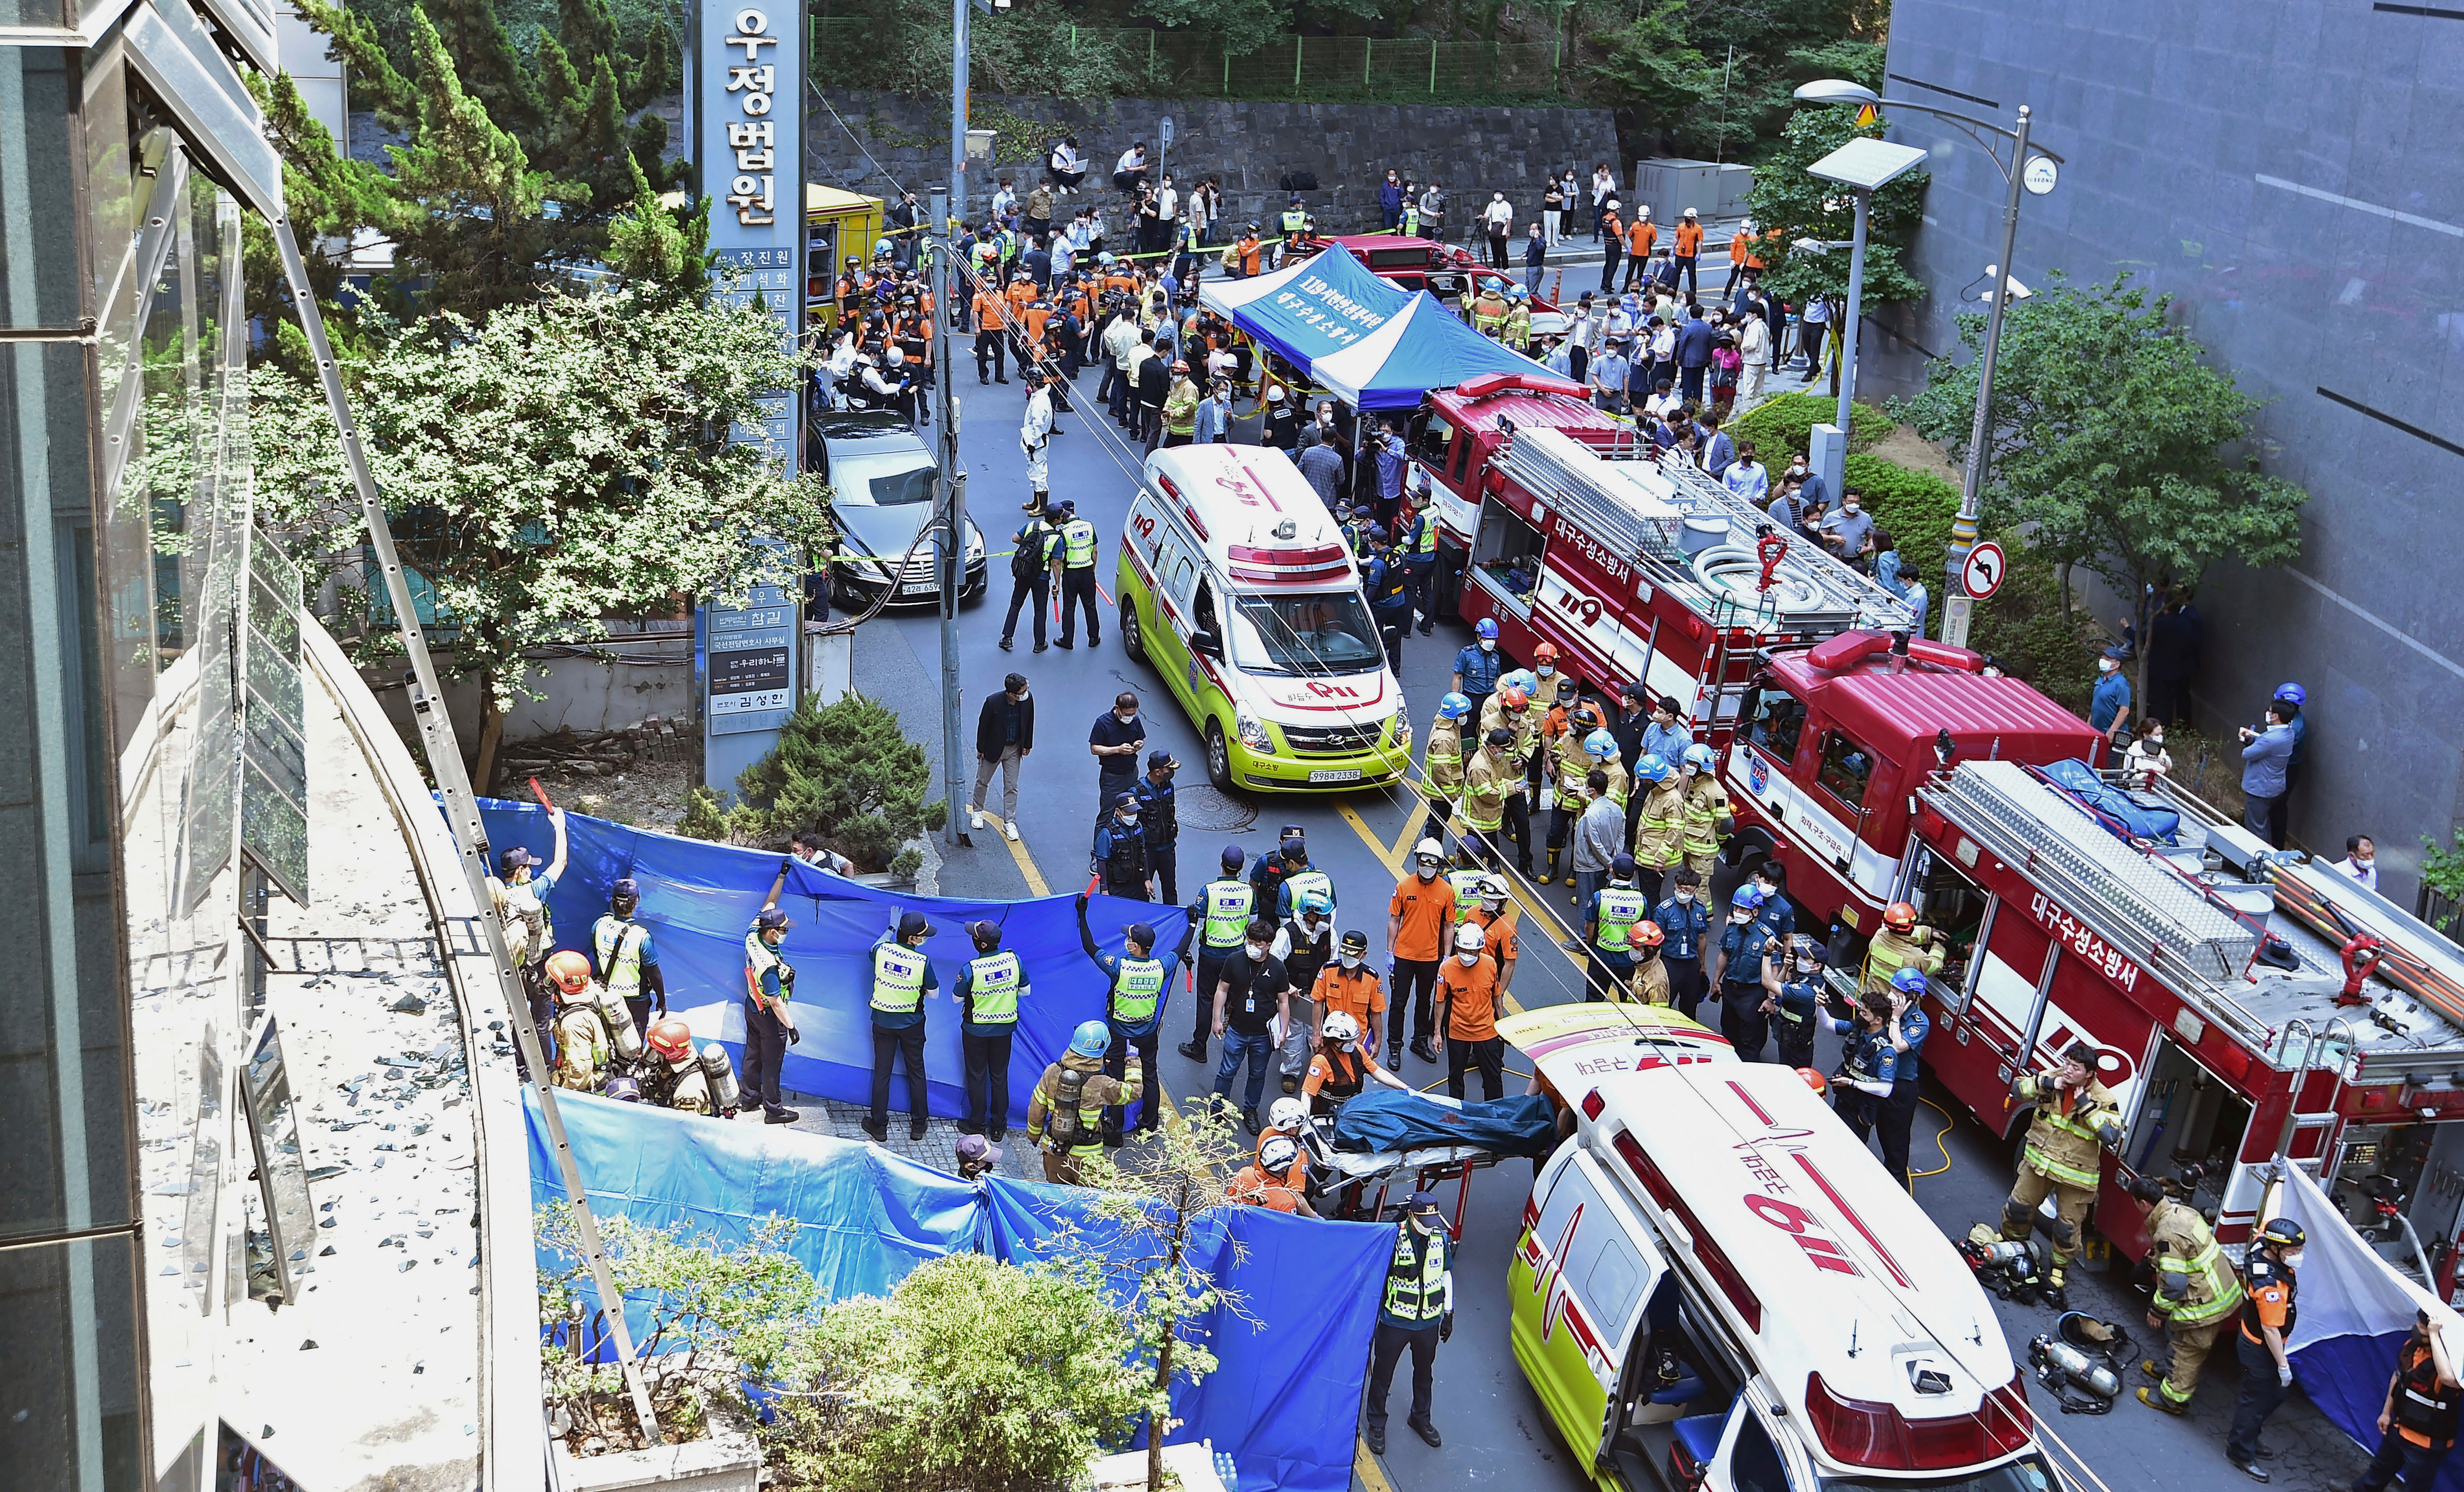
[646,1018,694,1062]
[1626,920,1664,951]
[1533,642,1559,664]
[1796,1067,1830,1094]
[545,949,594,995]
[1882,901,1919,933]
[1498,686,1529,711]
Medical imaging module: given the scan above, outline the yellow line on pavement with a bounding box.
[1341,801,1407,876]
[979,813,1050,896]
[1354,1437,1398,1492]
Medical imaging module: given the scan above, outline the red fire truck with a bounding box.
[1411,380,2096,935]
[1894,758,2464,1280]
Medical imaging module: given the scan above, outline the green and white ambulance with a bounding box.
[1115,444,1412,793]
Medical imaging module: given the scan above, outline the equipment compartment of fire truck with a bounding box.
[1900,756,2464,1292]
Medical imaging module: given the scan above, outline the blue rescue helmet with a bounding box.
[1069,1020,1112,1058]
[1476,617,1500,640]
[1499,668,1540,696]
[2273,681,2306,706]
[1682,742,1717,773]
[1584,728,1620,760]
[1730,884,1768,912]
[1634,753,1673,784]
[1438,691,1474,720]
[1299,891,1332,918]
[1890,967,1930,995]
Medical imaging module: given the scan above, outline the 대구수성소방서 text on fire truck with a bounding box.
[1893,756,2464,1285]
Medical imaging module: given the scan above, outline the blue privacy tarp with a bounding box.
[477,798,1187,1125]
[529,1090,1389,1491]
[1199,248,1561,410]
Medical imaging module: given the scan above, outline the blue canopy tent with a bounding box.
[1199,247,1565,410]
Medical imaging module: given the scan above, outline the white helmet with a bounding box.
[1453,922,1487,952]
[1260,1134,1301,1172]
[1321,1011,1361,1045]
[1478,875,1509,908]
[1413,837,1444,864]
[1266,1096,1308,1133]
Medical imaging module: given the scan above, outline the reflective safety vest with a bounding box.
[1280,209,1310,235]
[1593,884,1648,954]
[593,914,648,995]
[1446,868,1488,920]
[2395,1340,2462,1444]
[871,940,929,1016]
[1284,868,1334,915]
[1632,780,1686,868]
[743,925,791,1013]
[1062,517,1097,568]
[1423,716,1465,798]
[498,876,552,963]
[1383,1226,1449,1326]
[967,951,1023,1025]
[1199,878,1256,948]
[1407,511,1438,558]
[1108,955,1170,1025]
[1681,774,1730,857]
[1861,926,1942,997]
[1368,557,1410,607]
[2014,1075,2123,1190]
[2148,1198,2244,1328]
[1457,751,1510,832]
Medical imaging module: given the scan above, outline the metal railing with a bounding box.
[811,19,1565,101]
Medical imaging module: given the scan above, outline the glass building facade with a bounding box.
[0,0,336,1486]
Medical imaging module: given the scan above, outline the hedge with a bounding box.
[1843,452,1958,634]
[1727,391,1888,461]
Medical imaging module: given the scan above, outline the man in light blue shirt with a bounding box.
[1642,695,1692,767]
[1722,441,1768,503]
[1590,343,1632,415]
[2239,702,2298,846]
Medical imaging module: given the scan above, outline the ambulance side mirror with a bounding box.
[1192,630,1222,660]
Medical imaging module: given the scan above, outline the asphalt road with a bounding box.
[848,362,2370,1492]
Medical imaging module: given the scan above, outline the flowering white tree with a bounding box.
[250,282,831,785]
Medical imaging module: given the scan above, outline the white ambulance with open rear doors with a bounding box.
[1507,1058,2056,1492]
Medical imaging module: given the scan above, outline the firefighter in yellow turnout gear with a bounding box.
[1026,1020,1142,1186]
[1998,1040,2125,1294]
[1863,901,1945,997]
[2125,1173,2246,1413]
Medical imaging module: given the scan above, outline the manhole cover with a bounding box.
[1175,785,1257,833]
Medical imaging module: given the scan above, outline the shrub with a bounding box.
[1841,453,1960,635]
[1728,391,1887,461]
[1964,542,2101,715]
[761,1253,1145,1492]
[680,693,949,869]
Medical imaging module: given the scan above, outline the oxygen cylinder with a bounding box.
[699,1043,742,1113]
[2030,1335,2120,1398]
[595,983,644,1062]
[1976,1239,2036,1273]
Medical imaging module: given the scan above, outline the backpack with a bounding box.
[1011,522,1049,582]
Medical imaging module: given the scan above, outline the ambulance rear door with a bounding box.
[1701,1385,1817,1492]
[1524,1148,1668,1471]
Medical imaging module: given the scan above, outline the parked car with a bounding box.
[810,410,985,607]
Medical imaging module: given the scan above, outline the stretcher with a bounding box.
[1297,1094,1500,1234]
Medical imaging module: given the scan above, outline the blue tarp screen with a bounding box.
[529,1091,1390,1490]
[476,798,1188,1125]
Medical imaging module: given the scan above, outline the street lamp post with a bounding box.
[1793,81,2062,649]
[1802,136,1929,516]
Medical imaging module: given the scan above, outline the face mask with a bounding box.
[1417,863,1439,880]
[1340,954,1362,970]
[1338,1038,1358,1052]
[1675,888,1696,902]
[2283,1250,2305,1269]
[512,868,532,884]
[2356,857,2375,870]
[1480,638,1496,652]
[1842,504,1861,518]
[1457,951,1481,967]
[2098,658,2118,673]
[1731,909,1755,925]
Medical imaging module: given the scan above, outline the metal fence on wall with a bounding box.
[811,19,1564,101]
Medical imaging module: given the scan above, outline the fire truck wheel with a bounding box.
[1120,599,1148,663]
[1206,720,1234,792]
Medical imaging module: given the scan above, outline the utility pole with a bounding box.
[950,0,969,225]
[931,187,968,848]
[1942,106,2033,651]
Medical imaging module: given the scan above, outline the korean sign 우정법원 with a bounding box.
[696,0,802,470]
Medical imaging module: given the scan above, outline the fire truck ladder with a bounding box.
[1926,760,2271,1046]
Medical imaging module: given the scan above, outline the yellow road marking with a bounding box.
[1354,1436,1398,1492]
[978,813,1050,896]
[1339,798,1570,1018]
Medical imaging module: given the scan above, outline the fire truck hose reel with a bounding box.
[1692,545,1821,612]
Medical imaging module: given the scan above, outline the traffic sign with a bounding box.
[1961,541,2007,600]
[1159,115,1174,148]
[1854,102,1879,128]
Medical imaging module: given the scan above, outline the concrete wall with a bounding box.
[1877,0,2464,906]
[363,633,695,754]
[805,89,1620,238]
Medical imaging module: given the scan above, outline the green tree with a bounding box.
[1132,0,1291,59]
[1892,272,2308,696]
[1584,2,1718,137]
[246,282,832,786]
[761,1253,1147,1492]
[704,693,949,873]
[1743,104,1928,383]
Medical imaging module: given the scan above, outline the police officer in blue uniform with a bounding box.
[1651,866,1711,1021]
[1134,750,1181,904]
[1092,792,1153,900]
[1707,882,1774,1059]
[1826,966,1932,1190]
[1362,527,1414,676]
[1077,891,1170,1141]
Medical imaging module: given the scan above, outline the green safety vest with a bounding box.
[1063,517,1097,569]
[1200,878,1256,948]
[1284,868,1334,915]
[1446,869,1487,919]
[1109,956,1170,1024]
[1408,511,1438,557]
[1593,884,1648,954]
[743,925,791,1012]
[593,914,647,995]
[1383,1227,1448,1325]
[967,951,1023,1025]
[1280,209,1309,235]
[871,940,929,1015]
